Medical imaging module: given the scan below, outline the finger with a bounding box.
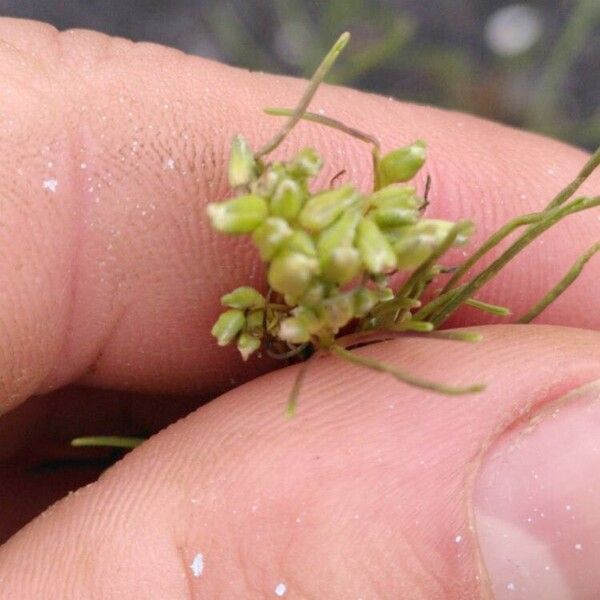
[0,18,598,413]
[1,324,600,598]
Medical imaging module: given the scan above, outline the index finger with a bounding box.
[0,18,598,412]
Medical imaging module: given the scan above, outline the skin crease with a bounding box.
[0,16,597,599]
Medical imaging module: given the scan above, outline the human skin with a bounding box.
[0,16,598,599]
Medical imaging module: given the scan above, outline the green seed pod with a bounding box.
[284,230,317,256]
[255,162,286,198]
[371,206,419,228]
[369,185,421,210]
[252,217,293,260]
[211,309,245,346]
[356,218,397,274]
[300,281,326,306]
[270,178,304,221]
[288,148,323,178]
[237,332,261,361]
[376,141,426,187]
[291,305,322,334]
[267,251,319,300]
[278,317,311,344]
[353,287,378,317]
[321,246,362,284]
[246,309,265,335]
[221,286,265,310]
[298,185,361,231]
[207,194,268,233]
[321,293,354,331]
[317,208,361,259]
[228,135,257,188]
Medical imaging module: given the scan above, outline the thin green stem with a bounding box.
[255,32,350,158]
[464,298,511,316]
[413,285,466,321]
[441,212,544,293]
[286,358,311,417]
[264,108,380,151]
[71,436,145,449]
[518,240,600,323]
[331,344,484,395]
[429,196,600,327]
[544,146,600,211]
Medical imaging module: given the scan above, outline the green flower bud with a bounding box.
[299,185,361,231]
[317,209,361,258]
[207,195,268,233]
[369,185,421,210]
[246,309,265,335]
[267,251,319,300]
[228,135,257,188]
[371,206,419,228]
[321,246,362,284]
[353,287,378,317]
[288,148,323,178]
[278,317,311,344]
[252,217,293,260]
[255,163,286,197]
[356,218,397,274]
[291,305,322,334]
[377,141,426,187]
[270,178,304,221]
[237,332,261,361]
[221,286,265,310]
[211,309,245,346]
[284,230,317,256]
[300,281,326,306]
[321,293,354,330]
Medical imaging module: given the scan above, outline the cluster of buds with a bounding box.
[207,134,471,361]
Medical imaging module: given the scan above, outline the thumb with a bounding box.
[1,324,599,598]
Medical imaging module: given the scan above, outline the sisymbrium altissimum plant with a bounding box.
[73,32,599,448]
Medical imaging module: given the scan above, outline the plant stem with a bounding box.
[429,196,600,327]
[518,240,600,323]
[71,436,145,449]
[330,344,484,395]
[264,108,380,150]
[255,32,350,158]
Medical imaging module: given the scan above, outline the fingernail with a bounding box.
[473,380,600,599]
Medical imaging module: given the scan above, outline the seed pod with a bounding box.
[284,230,317,257]
[317,209,361,258]
[288,148,323,178]
[207,194,268,233]
[353,287,378,317]
[246,309,265,335]
[377,141,426,187]
[369,185,420,210]
[371,206,419,228]
[356,218,397,274]
[228,135,257,187]
[267,251,319,300]
[299,185,361,231]
[252,217,293,260]
[237,332,261,361]
[300,281,326,306]
[221,286,265,310]
[291,305,322,334]
[321,246,362,284]
[211,309,245,346]
[270,178,304,221]
[321,293,354,330]
[278,317,311,344]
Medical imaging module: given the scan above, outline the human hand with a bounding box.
[0,18,599,599]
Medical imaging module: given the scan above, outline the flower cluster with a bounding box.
[207,135,471,361]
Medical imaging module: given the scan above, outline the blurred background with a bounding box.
[0,0,598,149]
